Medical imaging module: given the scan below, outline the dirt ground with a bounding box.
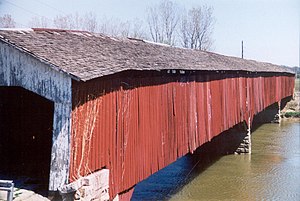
[0,189,50,201]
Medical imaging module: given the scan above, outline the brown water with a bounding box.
[132,120,300,200]
[170,120,300,201]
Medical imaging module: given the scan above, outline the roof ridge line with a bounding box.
[32,28,91,34]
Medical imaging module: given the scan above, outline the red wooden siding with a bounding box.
[70,71,295,198]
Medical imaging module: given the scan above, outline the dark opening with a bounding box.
[0,86,54,194]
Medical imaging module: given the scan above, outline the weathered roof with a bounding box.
[0,28,294,81]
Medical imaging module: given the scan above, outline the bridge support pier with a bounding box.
[277,101,282,123]
[235,118,251,154]
[235,100,285,155]
[253,101,282,124]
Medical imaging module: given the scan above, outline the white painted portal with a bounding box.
[0,40,72,191]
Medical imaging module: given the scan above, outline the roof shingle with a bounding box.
[0,28,294,81]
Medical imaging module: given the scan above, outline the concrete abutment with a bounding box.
[58,169,109,201]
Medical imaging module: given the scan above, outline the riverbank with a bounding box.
[281,91,300,119]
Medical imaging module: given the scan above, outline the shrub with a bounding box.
[284,112,300,118]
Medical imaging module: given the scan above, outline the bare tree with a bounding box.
[81,12,97,32]
[53,14,74,30]
[71,12,83,30]
[98,17,122,36]
[52,12,98,32]
[98,17,147,39]
[180,6,214,51]
[130,18,147,39]
[118,20,131,37]
[0,14,16,28]
[147,0,179,45]
[118,19,148,39]
[147,6,160,42]
[28,16,50,28]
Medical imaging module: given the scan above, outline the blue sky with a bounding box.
[0,0,299,67]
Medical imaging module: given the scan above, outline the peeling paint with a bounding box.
[0,41,72,191]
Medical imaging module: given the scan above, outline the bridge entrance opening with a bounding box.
[0,86,54,194]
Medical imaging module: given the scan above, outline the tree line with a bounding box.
[0,0,214,51]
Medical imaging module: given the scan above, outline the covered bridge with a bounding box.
[0,28,295,200]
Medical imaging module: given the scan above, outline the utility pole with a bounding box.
[241,40,244,59]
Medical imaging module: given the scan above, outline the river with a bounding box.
[132,120,300,200]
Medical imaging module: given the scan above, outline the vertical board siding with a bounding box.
[70,72,294,198]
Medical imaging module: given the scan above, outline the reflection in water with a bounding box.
[132,120,300,200]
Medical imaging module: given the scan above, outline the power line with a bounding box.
[31,0,66,15]
[2,0,52,21]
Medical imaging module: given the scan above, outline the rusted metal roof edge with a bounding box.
[0,37,81,81]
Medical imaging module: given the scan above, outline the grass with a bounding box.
[295,78,300,92]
